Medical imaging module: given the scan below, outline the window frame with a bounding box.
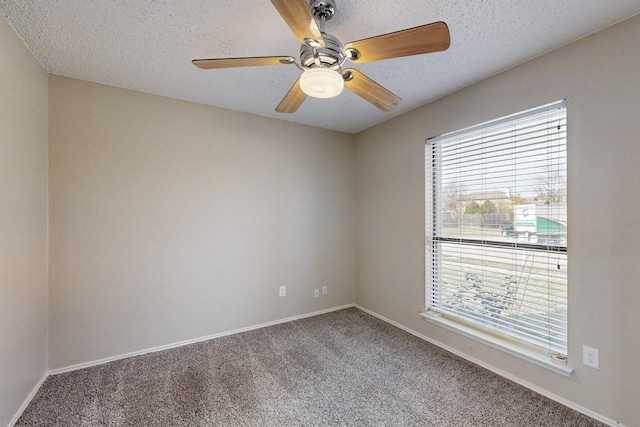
[423,100,572,376]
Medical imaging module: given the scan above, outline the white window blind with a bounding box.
[427,101,567,356]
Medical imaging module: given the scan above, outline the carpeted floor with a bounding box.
[17,308,604,426]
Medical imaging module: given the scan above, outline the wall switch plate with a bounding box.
[314,289,320,298]
[279,286,286,297]
[322,285,327,295]
[583,345,599,369]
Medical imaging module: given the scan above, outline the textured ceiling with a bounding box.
[2,1,640,133]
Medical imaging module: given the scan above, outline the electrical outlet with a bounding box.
[583,345,599,369]
[322,285,327,295]
[314,288,320,298]
[279,286,286,297]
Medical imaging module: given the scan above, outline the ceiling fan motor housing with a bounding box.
[300,32,346,69]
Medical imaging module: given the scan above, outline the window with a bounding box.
[426,101,568,363]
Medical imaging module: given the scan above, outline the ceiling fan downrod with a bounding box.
[301,0,345,71]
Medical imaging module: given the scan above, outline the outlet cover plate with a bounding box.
[583,345,599,369]
[279,286,286,297]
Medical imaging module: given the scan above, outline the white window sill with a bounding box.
[420,310,573,377]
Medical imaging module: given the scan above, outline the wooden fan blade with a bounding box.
[271,0,324,47]
[344,21,450,63]
[276,78,308,113]
[342,69,401,112]
[192,56,296,69]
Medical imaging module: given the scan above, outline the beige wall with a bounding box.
[5,9,640,426]
[355,14,640,425]
[48,76,355,369]
[0,17,49,427]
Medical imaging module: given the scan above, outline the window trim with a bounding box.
[424,100,571,375]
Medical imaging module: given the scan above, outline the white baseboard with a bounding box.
[49,304,355,376]
[8,373,48,427]
[354,304,624,427]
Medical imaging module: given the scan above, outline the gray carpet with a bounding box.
[17,308,604,426]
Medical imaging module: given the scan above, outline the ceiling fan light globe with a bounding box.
[300,68,344,98]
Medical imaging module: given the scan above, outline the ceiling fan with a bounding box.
[192,0,450,113]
